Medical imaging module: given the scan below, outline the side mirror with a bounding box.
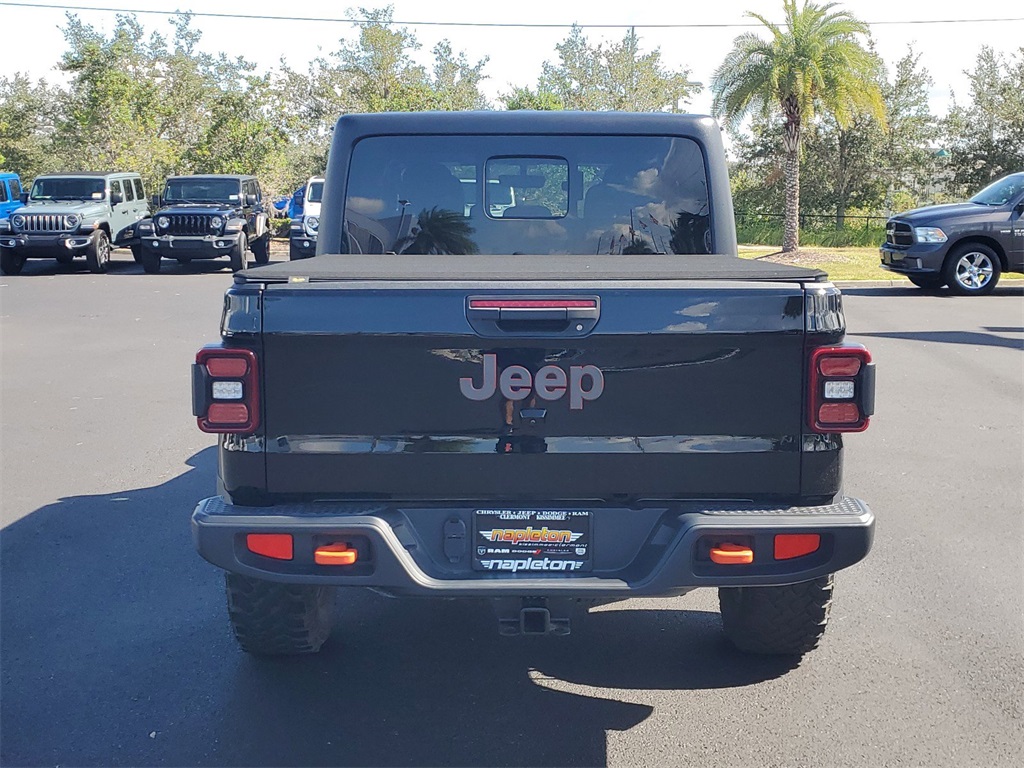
[19,192,29,205]
[1015,200,1024,215]
[111,192,124,205]
[151,194,161,210]
[246,194,258,206]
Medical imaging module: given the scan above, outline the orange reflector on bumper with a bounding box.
[246,533,293,560]
[315,542,358,566]
[710,543,754,565]
[774,533,821,560]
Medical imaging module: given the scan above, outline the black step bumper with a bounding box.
[192,496,874,597]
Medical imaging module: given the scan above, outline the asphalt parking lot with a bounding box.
[1,253,1022,767]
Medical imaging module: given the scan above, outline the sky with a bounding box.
[1,0,1022,120]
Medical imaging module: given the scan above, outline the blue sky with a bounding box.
[2,0,1022,118]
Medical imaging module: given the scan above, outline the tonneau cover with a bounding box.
[238,254,826,283]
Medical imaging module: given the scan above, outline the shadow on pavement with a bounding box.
[856,329,1024,350]
[1,449,795,768]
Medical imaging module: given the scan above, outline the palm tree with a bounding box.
[396,207,478,255]
[712,1,884,252]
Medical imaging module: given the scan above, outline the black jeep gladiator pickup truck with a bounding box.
[191,112,876,657]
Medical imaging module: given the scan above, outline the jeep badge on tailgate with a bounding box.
[459,353,604,409]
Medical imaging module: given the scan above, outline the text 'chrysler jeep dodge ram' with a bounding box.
[190,112,877,659]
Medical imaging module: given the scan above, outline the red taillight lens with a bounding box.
[205,357,249,377]
[247,533,293,560]
[774,534,821,560]
[818,357,861,377]
[207,403,250,424]
[817,402,861,424]
[469,299,598,309]
[194,346,260,434]
[809,345,873,433]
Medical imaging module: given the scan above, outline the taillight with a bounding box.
[808,345,874,433]
[193,346,259,434]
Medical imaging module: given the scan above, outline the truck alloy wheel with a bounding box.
[85,230,111,274]
[943,243,1001,296]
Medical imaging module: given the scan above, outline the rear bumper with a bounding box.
[192,496,874,597]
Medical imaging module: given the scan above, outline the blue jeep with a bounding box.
[0,173,24,220]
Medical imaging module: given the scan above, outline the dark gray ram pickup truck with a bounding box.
[191,112,876,658]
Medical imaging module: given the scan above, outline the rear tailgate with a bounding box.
[259,278,808,500]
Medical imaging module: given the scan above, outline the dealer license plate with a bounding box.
[472,508,591,573]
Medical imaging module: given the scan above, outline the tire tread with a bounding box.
[719,575,833,656]
[225,573,335,655]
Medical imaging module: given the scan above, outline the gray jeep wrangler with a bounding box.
[137,175,271,273]
[0,172,148,275]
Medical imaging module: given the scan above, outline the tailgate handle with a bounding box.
[467,297,600,337]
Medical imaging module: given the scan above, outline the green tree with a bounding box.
[712,0,884,252]
[0,74,66,177]
[537,26,699,112]
[878,47,940,210]
[55,14,164,182]
[430,40,489,110]
[499,86,563,111]
[943,47,1024,194]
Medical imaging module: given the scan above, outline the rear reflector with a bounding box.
[247,533,293,560]
[818,402,861,424]
[710,543,754,565]
[774,534,821,560]
[819,357,862,377]
[315,543,358,566]
[205,357,249,377]
[207,403,250,424]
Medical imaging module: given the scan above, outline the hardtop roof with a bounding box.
[165,174,255,181]
[33,171,140,178]
[334,111,722,139]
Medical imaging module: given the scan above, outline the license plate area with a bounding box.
[473,509,591,573]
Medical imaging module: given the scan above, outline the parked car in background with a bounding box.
[880,172,1024,295]
[0,173,24,220]
[288,175,324,260]
[137,175,271,273]
[0,172,148,275]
